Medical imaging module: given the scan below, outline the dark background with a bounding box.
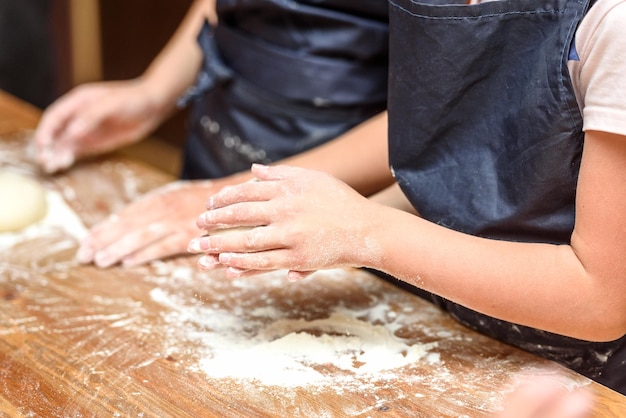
[0,0,194,146]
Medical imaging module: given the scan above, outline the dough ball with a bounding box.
[0,171,48,232]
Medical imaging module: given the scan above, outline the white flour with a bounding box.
[199,310,438,386]
[147,268,440,388]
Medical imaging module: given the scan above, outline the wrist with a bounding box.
[342,200,388,270]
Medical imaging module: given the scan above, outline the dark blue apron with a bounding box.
[180,0,389,179]
[387,0,626,394]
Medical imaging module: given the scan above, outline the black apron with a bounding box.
[386,0,626,394]
[180,0,389,179]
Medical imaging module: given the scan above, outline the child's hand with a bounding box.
[34,79,167,173]
[77,180,219,268]
[190,164,381,281]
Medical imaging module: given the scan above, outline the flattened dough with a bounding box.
[0,171,47,232]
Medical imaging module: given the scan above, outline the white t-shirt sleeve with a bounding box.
[569,0,626,136]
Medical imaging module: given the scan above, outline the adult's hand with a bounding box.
[77,179,226,268]
[189,164,383,281]
[34,79,170,173]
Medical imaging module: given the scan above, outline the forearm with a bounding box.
[368,204,622,342]
[360,130,626,342]
[196,160,620,341]
[140,0,216,115]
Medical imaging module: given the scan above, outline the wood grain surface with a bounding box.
[1,91,626,417]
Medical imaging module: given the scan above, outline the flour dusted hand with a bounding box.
[190,164,383,280]
[34,80,167,173]
[77,180,218,268]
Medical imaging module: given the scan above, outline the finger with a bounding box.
[535,388,593,418]
[34,115,65,162]
[196,255,287,278]
[196,202,272,231]
[498,375,593,418]
[190,226,282,255]
[287,270,315,282]
[187,237,204,254]
[224,266,276,279]
[34,88,94,158]
[121,232,191,267]
[39,118,93,173]
[198,254,221,270]
[206,180,278,210]
[41,149,75,174]
[498,378,564,418]
[55,116,97,156]
[218,248,302,272]
[92,223,170,268]
[555,392,593,418]
[87,210,160,252]
[35,95,81,148]
[207,164,314,207]
[35,114,71,170]
[77,214,124,261]
[545,390,593,418]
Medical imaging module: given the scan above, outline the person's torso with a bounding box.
[181,0,389,179]
[388,0,586,244]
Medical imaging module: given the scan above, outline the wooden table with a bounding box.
[1,90,625,417]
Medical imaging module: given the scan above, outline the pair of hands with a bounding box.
[188,164,384,280]
[34,78,371,271]
[53,161,373,274]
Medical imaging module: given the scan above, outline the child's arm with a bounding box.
[193,129,626,342]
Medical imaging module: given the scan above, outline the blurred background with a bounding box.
[0,0,195,174]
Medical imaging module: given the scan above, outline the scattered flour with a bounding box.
[148,276,439,388]
[201,311,436,385]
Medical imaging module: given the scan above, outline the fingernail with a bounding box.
[187,238,202,253]
[287,270,311,282]
[198,255,220,270]
[197,212,213,227]
[43,161,57,174]
[76,243,94,263]
[94,251,114,268]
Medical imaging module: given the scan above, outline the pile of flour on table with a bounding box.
[147,264,441,388]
